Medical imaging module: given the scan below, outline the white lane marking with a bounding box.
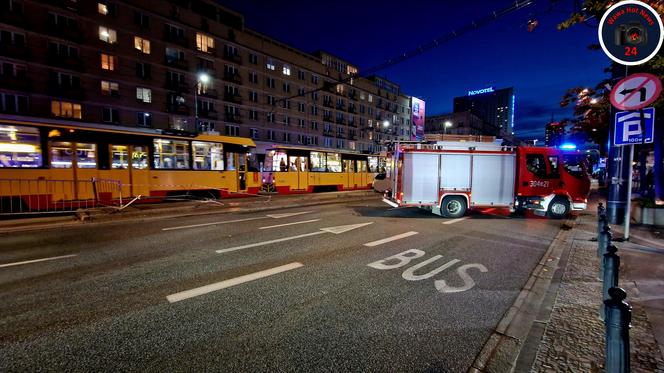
[166,262,304,303]
[259,219,321,230]
[162,211,314,231]
[216,232,325,254]
[363,231,419,247]
[163,216,267,231]
[443,217,469,225]
[0,254,77,268]
[216,222,374,254]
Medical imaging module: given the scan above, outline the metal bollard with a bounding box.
[598,224,612,280]
[596,202,606,240]
[604,287,631,373]
[600,245,620,320]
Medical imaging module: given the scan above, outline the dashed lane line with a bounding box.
[166,262,304,303]
[363,231,419,247]
[259,219,321,230]
[0,254,77,269]
[443,217,469,225]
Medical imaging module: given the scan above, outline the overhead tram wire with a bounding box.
[269,0,537,111]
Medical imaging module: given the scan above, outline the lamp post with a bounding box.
[194,72,210,131]
[444,120,453,135]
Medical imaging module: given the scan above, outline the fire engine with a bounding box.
[382,140,590,219]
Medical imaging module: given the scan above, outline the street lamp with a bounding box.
[194,72,210,131]
[444,120,453,135]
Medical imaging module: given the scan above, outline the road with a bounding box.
[0,199,564,372]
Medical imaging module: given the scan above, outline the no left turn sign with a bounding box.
[610,73,662,111]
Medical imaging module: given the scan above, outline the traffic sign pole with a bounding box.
[624,143,634,240]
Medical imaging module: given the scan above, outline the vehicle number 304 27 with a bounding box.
[529,180,549,188]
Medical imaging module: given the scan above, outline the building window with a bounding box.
[51,100,81,119]
[98,3,108,15]
[192,141,223,170]
[267,112,275,122]
[101,80,119,96]
[102,107,120,123]
[266,58,275,70]
[249,71,258,84]
[196,33,214,53]
[266,77,275,89]
[136,112,151,127]
[134,11,149,28]
[249,109,258,120]
[298,118,305,128]
[311,74,319,84]
[134,36,150,54]
[249,91,258,102]
[0,124,41,168]
[267,130,275,141]
[165,47,185,64]
[282,64,291,76]
[153,139,189,169]
[100,53,116,70]
[136,87,151,103]
[298,102,305,112]
[225,124,239,137]
[249,53,258,64]
[283,82,290,93]
[0,93,28,114]
[98,26,117,44]
[250,128,259,139]
[282,133,291,142]
[136,62,151,79]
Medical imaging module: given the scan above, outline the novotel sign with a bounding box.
[467,87,495,96]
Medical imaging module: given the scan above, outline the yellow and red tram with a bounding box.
[0,118,261,211]
[262,145,385,193]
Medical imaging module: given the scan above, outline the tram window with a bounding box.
[289,156,307,172]
[76,143,97,169]
[0,125,42,168]
[226,152,235,171]
[357,160,367,173]
[343,160,355,173]
[368,157,379,172]
[132,146,149,169]
[326,153,342,173]
[310,151,326,172]
[192,141,223,170]
[271,151,287,171]
[153,139,189,169]
[111,145,128,169]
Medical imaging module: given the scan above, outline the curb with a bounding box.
[0,193,381,234]
[469,217,576,373]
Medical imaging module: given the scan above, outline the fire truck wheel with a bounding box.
[441,196,467,219]
[547,197,570,219]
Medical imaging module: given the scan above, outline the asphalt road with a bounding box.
[0,200,565,372]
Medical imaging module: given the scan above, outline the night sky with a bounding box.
[219,0,610,141]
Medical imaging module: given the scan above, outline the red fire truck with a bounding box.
[382,140,590,219]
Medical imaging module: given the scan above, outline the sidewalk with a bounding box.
[0,190,380,233]
[529,195,664,372]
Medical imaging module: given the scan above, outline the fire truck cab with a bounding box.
[382,140,590,219]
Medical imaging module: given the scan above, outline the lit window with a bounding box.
[196,33,214,53]
[136,112,151,127]
[282,64,291,76]
[98,3,108,15]
[134,36,150,54]
[192,141,223,170]
[310,152,326,172]
[136,87,151,103]
[98,26,117,44]
[153,139,189,169]
[266,58,275,70]
[100,53,116,70]
[50,142,96,169]
[51,100,82,119]
[101,80,119,96]
[0,125,42,168]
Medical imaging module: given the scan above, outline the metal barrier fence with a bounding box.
[596,202,632,373]
[0,178,123,215]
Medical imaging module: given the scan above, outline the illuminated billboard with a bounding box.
[411,97,425,141]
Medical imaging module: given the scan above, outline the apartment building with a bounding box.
[0,0,415,154]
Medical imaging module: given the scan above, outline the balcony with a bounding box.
[48,83,85,100]
[225,113,242,123]
[47,23,82,42]
[197,47,216,56]
[198,109,218,119]
[0,74,31,92]
[165,57,189,70]
[47,54,84,71]
[223,73,242,84]
[166,103,190,115]
[222,52,242,64]
[224,93,242,104]
[165,80,189,92]
[198,88,218,99]
[163,30,188,47]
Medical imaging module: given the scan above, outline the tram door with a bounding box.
[357,160,368,188]
[109,145,150,197]
[289,155,308,191]
[236,152,247,192]
[343,159,354,189]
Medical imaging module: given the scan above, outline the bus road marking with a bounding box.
[259,219,321,230]
[166,262,304,303]
[443,217,469,225]
[0,254,77,269]
[162,211,313,231]
[363,231,419,247]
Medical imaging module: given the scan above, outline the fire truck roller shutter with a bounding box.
[470,154,516,206]
[440,154,471,190]
[402,152,439,204]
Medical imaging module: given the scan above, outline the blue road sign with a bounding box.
[614,107,655,146]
